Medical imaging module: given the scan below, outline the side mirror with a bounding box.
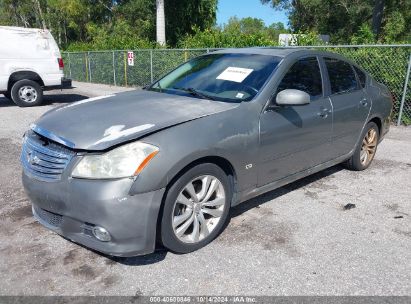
[275,89,310,106]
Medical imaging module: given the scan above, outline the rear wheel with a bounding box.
[345,122,379,171]
[10,79,43,107]
[160,163,231,254]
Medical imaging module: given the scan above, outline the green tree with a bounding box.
[222,16,286,42]
[114,0,156,41]
[0,0,219,49]
[178,26,278,48]
[261,0,411,43]
[178,15,289,48]
[0,0,38,27]
[165,0,217,46]
[350,24,375,44]
[223,17,265,34]
[239,17,266,35]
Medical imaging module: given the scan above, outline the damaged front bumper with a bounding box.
[22,171,165,257]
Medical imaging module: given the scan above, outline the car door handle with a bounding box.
[317,108,329,119]
[360,99,368,107]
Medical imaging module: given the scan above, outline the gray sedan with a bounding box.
[21,48,392,256]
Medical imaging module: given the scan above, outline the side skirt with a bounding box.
[233,152,352,206]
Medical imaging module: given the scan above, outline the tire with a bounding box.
[160,163,232,254]
[344,122,379,171]
[10,79,43,107]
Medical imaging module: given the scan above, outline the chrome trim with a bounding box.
[30,124,76,149]
[21,132,75,182]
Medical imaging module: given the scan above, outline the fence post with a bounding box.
[112,51,117,86]
[87,51,92,82]
[67,53,72,79]
[84,53,89,82]
[150,49,154,83]
[124,51,128,87]
[397,53,411,126]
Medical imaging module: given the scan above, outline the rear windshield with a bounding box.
[149,53,281,102]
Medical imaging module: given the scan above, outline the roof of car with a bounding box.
[212,47,342,58]
[211,47,363,69]
[213,47,310,57]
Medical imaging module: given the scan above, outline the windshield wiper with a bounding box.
[172,87,216,100]
[157,82,163,92]
[145,82,162,92]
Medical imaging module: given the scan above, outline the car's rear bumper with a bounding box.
[44,77,72,91]
[22,171,165,257]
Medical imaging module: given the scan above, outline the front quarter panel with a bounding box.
[129,102,260,197]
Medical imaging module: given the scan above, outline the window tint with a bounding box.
[354,66,366,88]
[325,58,358,94]
[277,57,323,99]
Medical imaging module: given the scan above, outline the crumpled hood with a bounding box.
[33,90,239,150]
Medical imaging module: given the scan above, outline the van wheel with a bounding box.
[344,122,379,171]
[160,163,231,254]
[11,79,43,107]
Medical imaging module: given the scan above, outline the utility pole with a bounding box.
[156,0,166,46]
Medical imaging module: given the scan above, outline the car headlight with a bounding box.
[72,142,159,179]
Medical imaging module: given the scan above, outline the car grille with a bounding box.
[33,205,63,227]
[21,131,75,181]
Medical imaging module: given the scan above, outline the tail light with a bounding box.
[57,58,64,69]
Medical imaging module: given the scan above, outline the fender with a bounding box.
[128,106,260,196]
[7,69,44,89]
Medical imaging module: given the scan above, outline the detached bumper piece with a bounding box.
[61,77,72,88]
[44,77,72,91]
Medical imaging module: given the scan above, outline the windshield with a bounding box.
[148,53,281,102]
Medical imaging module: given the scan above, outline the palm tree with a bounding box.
[156,0,166,46]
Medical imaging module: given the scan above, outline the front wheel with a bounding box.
[160,163,231,254]
[345,122,379,171]
[11,79,43,107]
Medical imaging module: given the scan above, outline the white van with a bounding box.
[0,26,71,107]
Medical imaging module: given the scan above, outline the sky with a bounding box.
[217,0,289,27]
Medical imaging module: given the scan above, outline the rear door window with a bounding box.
[324,58,358,94]
[353,66,367,88]
[277,57,323,100]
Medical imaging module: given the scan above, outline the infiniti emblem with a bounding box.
[27,151,40,165]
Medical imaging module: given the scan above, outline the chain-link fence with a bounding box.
[62,45,411,125]
[63,49,217,87]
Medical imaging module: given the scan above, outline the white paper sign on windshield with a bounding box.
[216,67,254,83]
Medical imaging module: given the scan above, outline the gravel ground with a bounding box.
[0,82,410,296]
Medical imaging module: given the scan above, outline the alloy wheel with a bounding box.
[172,175,226,243]
[360,128,378,166]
